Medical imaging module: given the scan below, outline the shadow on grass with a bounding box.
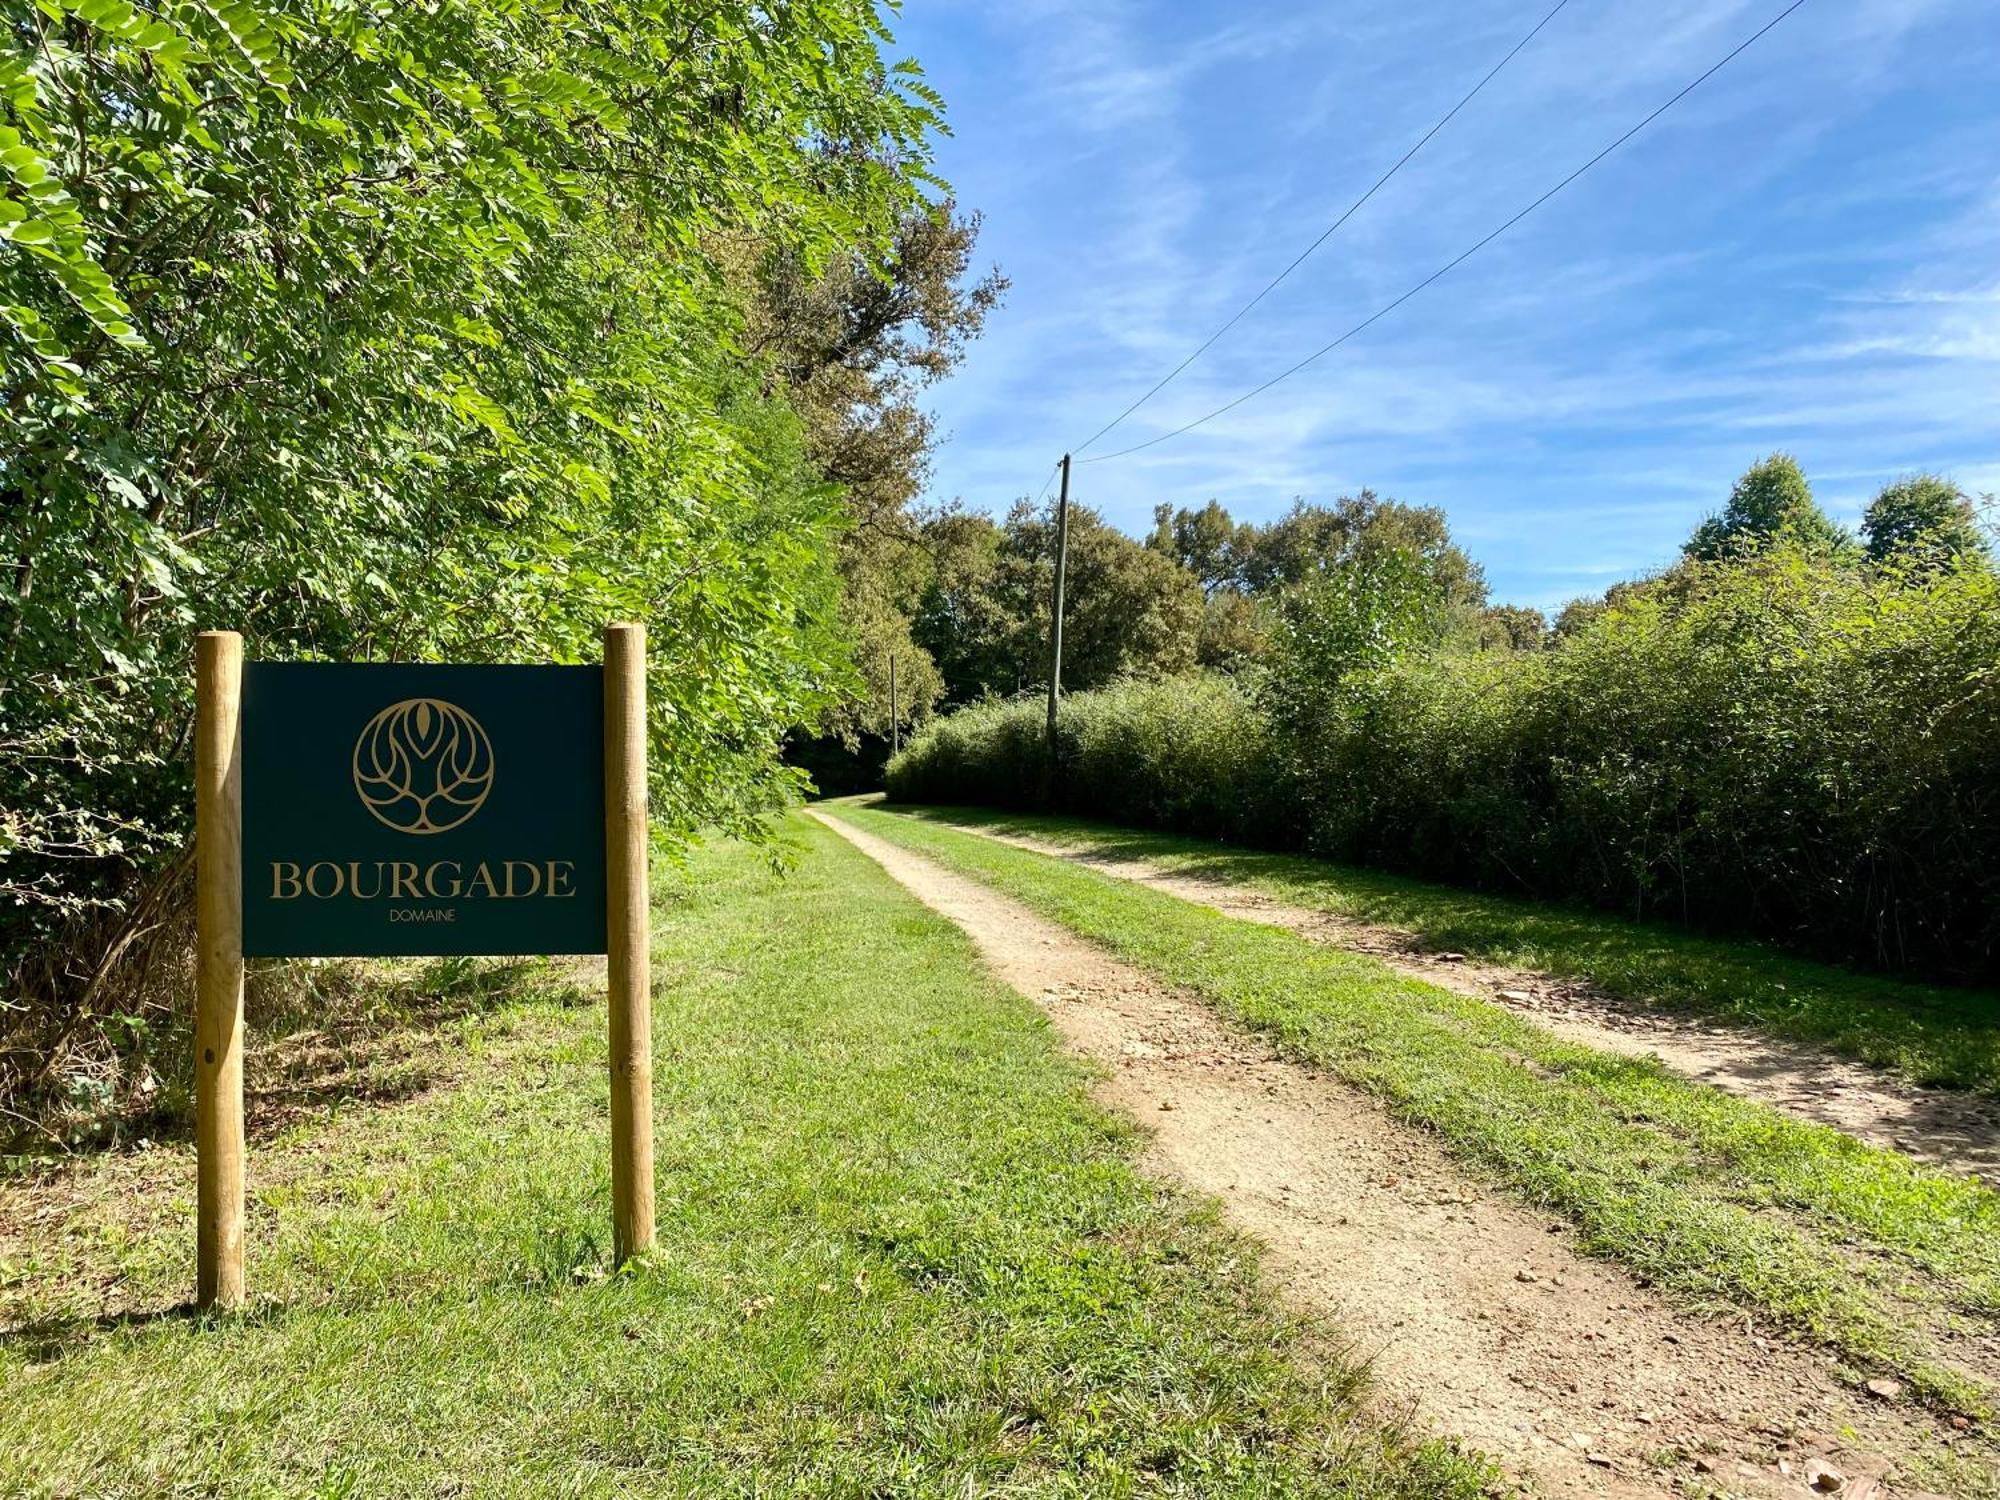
[8,956,597,1165]
[1,1293,308,1363]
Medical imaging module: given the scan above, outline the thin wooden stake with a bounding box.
[195,630,245,1309]
[1045,453,1072,763]
[889,653,900,759]
[603,622,655,1263]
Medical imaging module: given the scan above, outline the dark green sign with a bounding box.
[241,664,607,957]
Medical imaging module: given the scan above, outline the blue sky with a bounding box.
[889,0,2000,613]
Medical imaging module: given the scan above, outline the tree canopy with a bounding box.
[1683,453,1849,560]
[0,0,964,1120]
[739,203,1005,742]
[908,499,1203,700]
[1862,475,1990,573]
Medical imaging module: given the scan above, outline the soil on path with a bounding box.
[931,818,2000,1189]
[815,809,1973,1500]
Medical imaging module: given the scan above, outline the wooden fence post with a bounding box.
[195,630,245,1309]
[604,623,655,1262]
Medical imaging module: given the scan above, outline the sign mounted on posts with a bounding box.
[193,629,656,1312]
[240,664,607,957]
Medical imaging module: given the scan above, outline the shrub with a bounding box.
[888,549,2000,981]
[887,677,1283,845]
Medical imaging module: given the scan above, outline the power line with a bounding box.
[1080,0,1810,467]
[1069,0,1575,458]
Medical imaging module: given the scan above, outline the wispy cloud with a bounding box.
[901,0,2000,604]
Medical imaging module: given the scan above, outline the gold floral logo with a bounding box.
[352,698,495,835]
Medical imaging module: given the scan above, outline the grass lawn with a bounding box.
[832,799,2000,1423]
[0,815,1490,1498]
[884,804,2000,1096]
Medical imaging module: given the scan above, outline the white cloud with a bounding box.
[904,0,2000,601]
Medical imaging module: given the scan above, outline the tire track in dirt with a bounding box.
[815,810,1969,1500]
[934,820,2000,1188]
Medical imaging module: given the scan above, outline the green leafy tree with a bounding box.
[1004,500,1203,691]
[1147,500,1254,597]
[910,508,1022,701]
[1195,589,1267,669]
[1478,604,1548,652]
[1144,500,1268,667]
[1553,577,1676,643]
[1259,543,1454,769]
[1552,597,1607,640]
[736,205,1004,742]
[1861,475,1991,574]
[1240,493,1488,616]
[0,0,949,1122]
[1684,454,1851,560]
[911,500,1204,700]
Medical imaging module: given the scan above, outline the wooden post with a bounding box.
[603,623,655,1262]
[888,653,899,760]
[195,630,245,1309]
[1045,453,1072,767]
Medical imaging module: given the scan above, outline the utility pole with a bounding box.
[1045,454,1071,760]
[888,653,899,759]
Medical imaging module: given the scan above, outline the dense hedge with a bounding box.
[887,676,1282,843]
[887,551,2000,981]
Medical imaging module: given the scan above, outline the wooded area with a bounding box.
[890,458,1999,979]
[0,0,996,1139]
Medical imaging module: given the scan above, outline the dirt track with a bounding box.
[815,809,1968,1500]
[938,820,2000,1188]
